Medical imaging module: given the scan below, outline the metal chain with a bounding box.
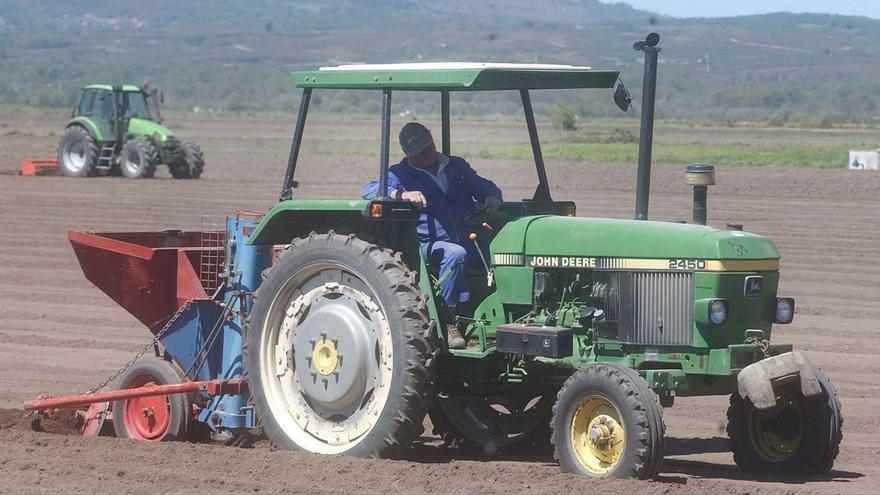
[746,336,771,358]
[84,300,194,395]
[60,300,201,427]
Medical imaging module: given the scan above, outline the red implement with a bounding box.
[19,158,59,176]
[68,230,224,332]
[23,379,247,411]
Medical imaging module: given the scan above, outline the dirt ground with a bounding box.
[0,110,878,494]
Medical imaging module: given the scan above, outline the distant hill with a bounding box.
[1,0,878,125]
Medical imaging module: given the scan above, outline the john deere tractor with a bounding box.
[57,83,204,179]
[235,33,841,479]
[54,34,840,481]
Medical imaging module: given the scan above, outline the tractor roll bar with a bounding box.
[280,87,312,201]
[441,90,451,156]
[521,89,552,201]
[378,89,392,199]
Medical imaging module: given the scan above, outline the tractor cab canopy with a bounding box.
[84,84,144,92]
[76,84,161,124]
[292,63,618,91]
[280,63,626,202]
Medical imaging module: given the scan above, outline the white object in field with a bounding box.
[849,150,880,170]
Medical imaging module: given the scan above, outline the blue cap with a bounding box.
[399,122,433,154]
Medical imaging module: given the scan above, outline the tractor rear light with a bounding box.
[369,203,384,218]
[775,297,795,324]
[562,202,576,216]
[709,299,728,325]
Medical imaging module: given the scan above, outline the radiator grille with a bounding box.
[600,271,693,346]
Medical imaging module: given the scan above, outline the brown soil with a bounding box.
[0,111,877,494]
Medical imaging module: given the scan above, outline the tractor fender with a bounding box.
[67,117,103,141]
[737,351,821,410]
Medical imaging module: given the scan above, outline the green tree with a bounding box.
[551,102,577,131]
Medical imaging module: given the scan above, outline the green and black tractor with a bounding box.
[58,83,204,179]
[235,33,842,479]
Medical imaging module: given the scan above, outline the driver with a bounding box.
[362,122,502,348]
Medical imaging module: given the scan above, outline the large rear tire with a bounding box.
[551,364,664,479]
[170,140,205,179]
[120,139,158,178]
[111,357,191,442]
[727,365,842,473]
[57,126,98,177]
[245,232,434,458]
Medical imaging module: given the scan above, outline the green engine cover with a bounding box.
[490,216,779,305]
[492,216,778,264]
[126,117,175,142]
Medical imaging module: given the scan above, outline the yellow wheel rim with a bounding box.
[570,395,626,475]
[312,337,339,376]
[748,389,803,462]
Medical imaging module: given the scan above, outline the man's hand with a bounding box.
[484,196,502,214]
[401,190,427,208]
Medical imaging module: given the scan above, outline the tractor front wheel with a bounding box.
[727,365,842,473]
[111,357,191,442]
[120,139,158,178]
[171,140,205,179]
[551,364,665,479]
[245,232,434,457]
[57,126,98,177]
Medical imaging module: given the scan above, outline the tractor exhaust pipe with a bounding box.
[685,163,715,225]
[634,33,661,221]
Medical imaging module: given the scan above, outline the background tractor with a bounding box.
[27,33,841,481]
[57,83,204,179]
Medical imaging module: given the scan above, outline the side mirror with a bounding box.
[614,81,632,112]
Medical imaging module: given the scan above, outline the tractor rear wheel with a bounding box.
[111,357,191,442]
[120,139,158,178]
[245,232,434,457]
[57,126,98,177]
[727,365,842,473]
[430,392,554,452]
[551,364,664,479]
[170,140,205,179]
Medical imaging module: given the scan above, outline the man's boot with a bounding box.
[446,323,466,350]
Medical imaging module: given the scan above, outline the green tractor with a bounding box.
[58,82,204,179]
[242,33,841,478]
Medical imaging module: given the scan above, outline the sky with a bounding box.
[602,0,880,19]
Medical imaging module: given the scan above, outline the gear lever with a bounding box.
[469,232,494,287]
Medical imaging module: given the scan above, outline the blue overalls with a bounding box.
[362,154,502,310]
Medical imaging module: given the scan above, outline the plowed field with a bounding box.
[1,111,878,494]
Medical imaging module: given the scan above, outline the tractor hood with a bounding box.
[128,117,175,142]
[491,216,779,266]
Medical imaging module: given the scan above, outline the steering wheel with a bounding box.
[464,202,495,229]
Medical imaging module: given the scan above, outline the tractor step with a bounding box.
[96,141,116,169]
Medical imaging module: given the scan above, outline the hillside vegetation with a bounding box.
[1,0,879,126]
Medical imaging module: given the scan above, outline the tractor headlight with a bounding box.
[775,297,795,324]
[709,299,728,325]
